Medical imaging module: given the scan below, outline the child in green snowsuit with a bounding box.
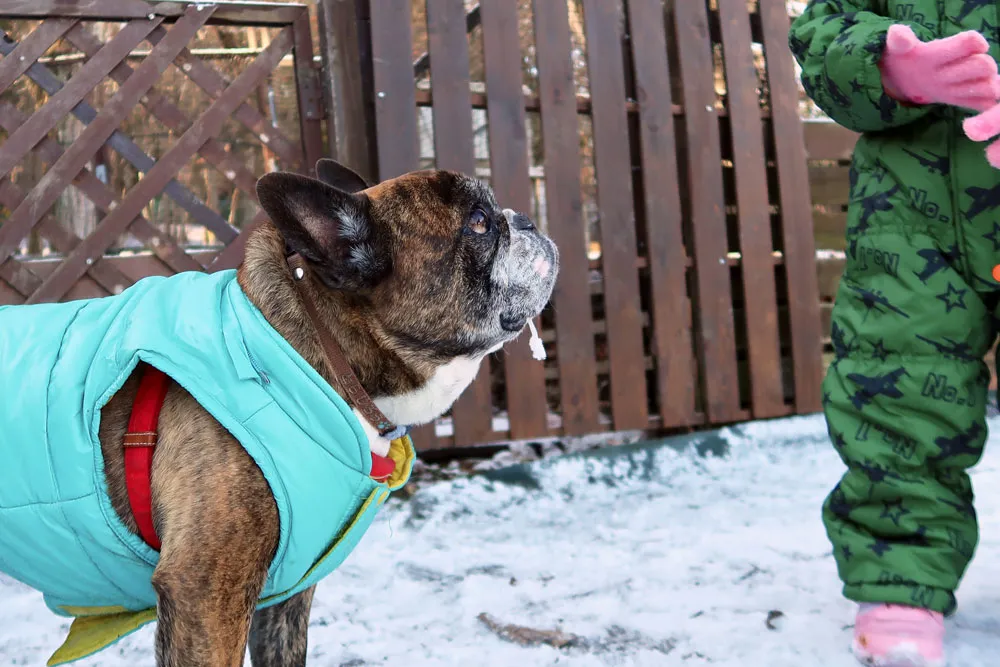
[791,2,1000,666]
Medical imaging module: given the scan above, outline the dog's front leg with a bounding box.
[151,498,275,667]
[146,397,280,667]
[248,586,316,667]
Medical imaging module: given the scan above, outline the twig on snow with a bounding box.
[477,612,582,649]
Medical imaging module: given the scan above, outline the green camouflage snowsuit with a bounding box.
[791,1,1000,615]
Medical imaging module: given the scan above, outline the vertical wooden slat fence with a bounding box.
[4,0,830,451]
[672,0,743,423]
[717,0,784,418]
[479,2,550,441]
[316,0,376,181]
[581,0,649,432]
[336,0,825,448]
[426,0,494,447]
[624,0,697,429]
[532,0,601,437]
[760,3,824,414]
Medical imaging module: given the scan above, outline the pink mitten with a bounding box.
[879,24,1000,111]
[964,104,1000,167]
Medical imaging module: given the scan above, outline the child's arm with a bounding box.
[790,2,938,132]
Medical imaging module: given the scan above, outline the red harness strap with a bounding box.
[123,364,398,551]
[123,364,170,551]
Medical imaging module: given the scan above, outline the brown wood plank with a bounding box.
[803,121,858,162]
[172,43,305,171]
[207,210,270,271]
[0,182,48,299]
[291,7,324,175]
[0,26,235,242]
[625,0,697,428]
[0,249,43,297]
[760,3,824,413]
[316,0,377,182]
[413,87,663,115]
[427,0,493,446]
[717,0,784,418]
[0,249,267,307]
[0,18,77,94]
[0,9,212,283]
[0,280,24,305]
[66,23,261,197]
[1,1,304,26]
[0,172,124,296]
[480,0,550,440]
[115,216,207,276]
[369,0,435,449]
[808,164,852,206]
[0,264,38,298]
[369,0,420,179]
[0,181,130,296]
[0,22,175,270]
[580,0,648,431]
[0,17,161,181]
[0,101,194,279]
[1,0,158,20]
[671,0,741,422]
[426,0,474,173]
[414,5,481,79]
[0,252,183,305]
[63,24,253,237]
[532,0,600,436]
[28,24,293,304]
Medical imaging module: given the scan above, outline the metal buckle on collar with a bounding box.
[381,425,410,441]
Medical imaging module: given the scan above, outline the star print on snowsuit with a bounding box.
[791,0,1000,616]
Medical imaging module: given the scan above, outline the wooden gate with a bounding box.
[0,1,323,304]
[321,0,825,450]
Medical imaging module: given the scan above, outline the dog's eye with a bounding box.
[466,208,490,235]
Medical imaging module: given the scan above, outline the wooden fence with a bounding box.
[317,0,827,450]
[0,1,324,302]
[2,0,842,451]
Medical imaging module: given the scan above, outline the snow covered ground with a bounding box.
[4,413,1000,666]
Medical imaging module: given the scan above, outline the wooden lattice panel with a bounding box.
[0,1,323,305]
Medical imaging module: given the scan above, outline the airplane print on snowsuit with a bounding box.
[792,0,1000,617]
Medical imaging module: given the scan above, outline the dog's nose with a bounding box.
[512,214,534,231]
[503,208,535,231]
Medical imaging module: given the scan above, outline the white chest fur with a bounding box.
[376,356,484,426]
[357,356,486,456]
[354,409,392,457]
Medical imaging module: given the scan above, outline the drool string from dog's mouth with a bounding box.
[527,319,546,361]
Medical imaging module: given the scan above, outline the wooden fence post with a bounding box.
[316,0,377,184]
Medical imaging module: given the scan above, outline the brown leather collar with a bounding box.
[286,253,402,438]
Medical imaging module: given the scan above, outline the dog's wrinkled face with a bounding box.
[256,160,559,361]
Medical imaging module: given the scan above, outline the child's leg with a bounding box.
[823,217,995,617]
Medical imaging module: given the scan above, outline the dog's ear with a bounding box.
[315,158,371,194]
[256,172,389,290]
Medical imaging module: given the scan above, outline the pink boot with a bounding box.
[852,604,945,667]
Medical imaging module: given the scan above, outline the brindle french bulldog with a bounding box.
[19,160,558,666]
